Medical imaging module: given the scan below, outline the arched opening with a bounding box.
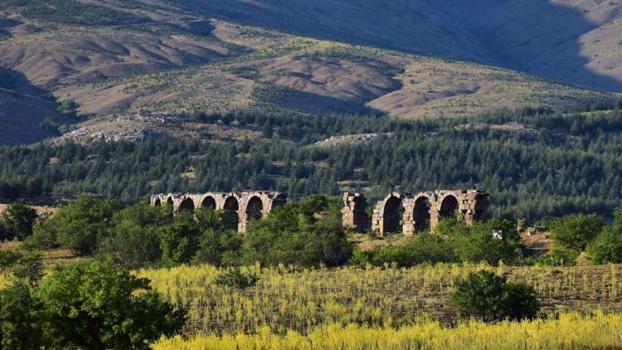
[245,196,264,221]
[154,198,161,206]
[383,195,404,234]
[413,196,431,232]
[201,196,217,210]
[223,196,240,230]
[473,194,488,220]
[271,193,287,210]
[439,195,459,220]
[166,197,174,213]
[178,198,195,212]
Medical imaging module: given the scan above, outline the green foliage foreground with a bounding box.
[0,262,185,350]
[452,271,540,322]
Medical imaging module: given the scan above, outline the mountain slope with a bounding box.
[0,0,620,144]
[174,0,622,92]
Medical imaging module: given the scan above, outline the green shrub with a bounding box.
[588,210,622,264]
[214,268,258,289]
[0,250,21,272]
[371,234,456,267]
[193,229,241,266]
[550,213,604,251]
[12,252,43,286]
[452,270,539,322]
[538,247,580,266]
[349,248,373,267]
[451,219,521,265]
[1,203,38,241]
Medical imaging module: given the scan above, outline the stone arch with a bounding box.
[439,194,459,220]
[178,197,195,212]
[382,194,405,234]
[223,195,240,212]
[201,195,217,210]
[245,196,264,221]
[269,193,287,211]
[413,196,431,232]
[222,195,240,230]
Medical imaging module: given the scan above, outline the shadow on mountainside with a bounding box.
[0,67,74,145]
[176,0,622,92]
[443,0,622,93]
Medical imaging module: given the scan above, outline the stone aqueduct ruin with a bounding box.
[343,189,489,235]
[150,191,287,233]
[152,189,488,234]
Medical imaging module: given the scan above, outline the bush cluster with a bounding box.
[543,210,622,265]
[359,218,521,267]
[25,194,352,269]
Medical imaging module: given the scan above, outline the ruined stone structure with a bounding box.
[342,192,368,232]
[150,191,287,233]
[342,189,489,236]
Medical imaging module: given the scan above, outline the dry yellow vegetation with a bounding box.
[154,312,622,350]
[138,263,622,335]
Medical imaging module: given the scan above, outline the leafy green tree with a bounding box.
[158,214,200,265]
[30,195,120,255]
[451,219,521,265]
[452,270,539,322]
[2,203,38,241]
[193,229,241,266]
[35,262,185,350]
[241,204,352,267]
[588,210,622,264]
[12,252,44,286]
[550,213,604,251]
[0,282,43,350]
[98,205,169,267]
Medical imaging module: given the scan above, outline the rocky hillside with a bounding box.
[0,0,620,144]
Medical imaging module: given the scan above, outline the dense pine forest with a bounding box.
[1,106,622,222]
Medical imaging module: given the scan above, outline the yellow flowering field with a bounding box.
[138,263,622,335]
[154,312,622,350]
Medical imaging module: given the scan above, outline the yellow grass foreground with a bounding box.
[154,312,622,350]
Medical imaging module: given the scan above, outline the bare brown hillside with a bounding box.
[0,0,620,144]
[175,0,622,92]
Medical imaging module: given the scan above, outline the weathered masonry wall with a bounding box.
[150,191,287,233]
[343,190,489,236]
[342,192,368,232]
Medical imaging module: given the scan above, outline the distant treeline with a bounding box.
[0,0,148,26]
[1,106,622,222]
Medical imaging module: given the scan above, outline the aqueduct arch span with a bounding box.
[344,189,489,236]
[151,191,286,233]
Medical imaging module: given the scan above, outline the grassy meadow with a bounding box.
[1,248,621,348]
[135,263,622,348]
